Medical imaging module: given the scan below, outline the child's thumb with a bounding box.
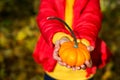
[87,46,94,52]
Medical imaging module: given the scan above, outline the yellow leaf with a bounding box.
[16,31,27,41]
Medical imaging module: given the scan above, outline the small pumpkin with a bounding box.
[59,42,90,66]
[48,16,90,66]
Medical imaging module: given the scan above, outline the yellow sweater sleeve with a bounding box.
[80,38,90,47]
[52,32,73,44]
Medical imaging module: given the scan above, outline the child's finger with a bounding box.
[87,46,94,52]
[59,37,70,45]
[85,60,92,68]
[58,61,67,66]
[80,64,86,70]
[76,66,81,70]
[72,67,76,70]
[53,53,61,61]
[53,48,61,61]
[54,40,60,49]
[53,40,61,61]
[66,65,71,68]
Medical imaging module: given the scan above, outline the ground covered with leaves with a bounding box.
[0,0,120,80]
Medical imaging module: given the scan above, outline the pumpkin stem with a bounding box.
[47,16,78,48]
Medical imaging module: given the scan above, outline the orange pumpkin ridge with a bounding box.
[66,48,77,66]
[78,44,90,61]
[76,48,86,66]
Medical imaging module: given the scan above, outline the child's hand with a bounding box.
[53,37,94,70]
[53,37,70,65]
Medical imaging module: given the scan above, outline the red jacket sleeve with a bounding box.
[36,0,68,47]
[73,0,102,47]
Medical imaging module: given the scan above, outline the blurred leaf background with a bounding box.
[0,0,120,80]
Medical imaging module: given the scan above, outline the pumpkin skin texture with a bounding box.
[59,41,90,67]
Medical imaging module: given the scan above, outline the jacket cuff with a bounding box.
[80,38,90,47]
[52,32,73,44]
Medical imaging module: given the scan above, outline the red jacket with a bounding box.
[33,0,111,74]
